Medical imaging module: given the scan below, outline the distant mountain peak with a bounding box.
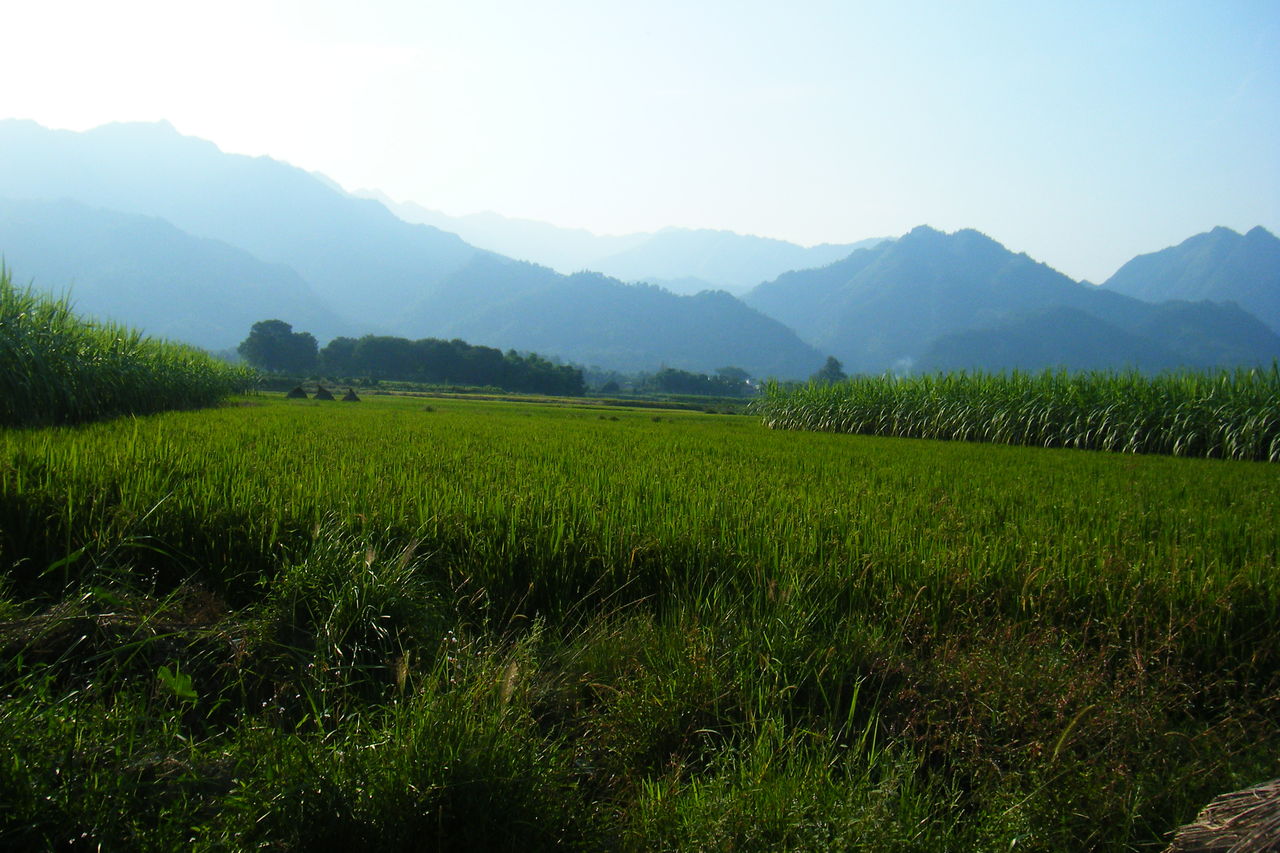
[1103,224,1280,334]
[748,221,1280,373]
[892,225,1022,268]
[372,199,886,293]
[88,118,189,140]
[71,119,229,160]
[900,224,1000,249]
[103,117,177,131]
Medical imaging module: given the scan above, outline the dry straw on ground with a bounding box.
[1167,779,1280,852]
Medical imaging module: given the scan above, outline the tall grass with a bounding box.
[0,266,255,427]
[753,368,1280,461]
[1,395,1276,849]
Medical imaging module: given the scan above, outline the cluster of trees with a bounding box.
[237,320,585,396]
[646,367,754,397]
[237,320,318,375]
[811,356,847,384]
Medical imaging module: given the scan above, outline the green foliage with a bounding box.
[156,664,198,706]
[1,394,1276,849]
[264,527,444,705]
[236,319,318,374]
[648,366,752,397]
[0,266,255,427]
[755,367,1280,461]
[319,333,585,395]
[810,355,846,384]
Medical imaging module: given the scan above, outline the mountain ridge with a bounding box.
[746,225,1280,373]
[3,119,1276,377]
[410,258,824,377]
[0,196,351,349]
[0,120,827,376]
[0,118,483,327]
[1102,225,1280,333]
[364,191,886,294]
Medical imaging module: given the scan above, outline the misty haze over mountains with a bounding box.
[0,196,352,347]
[1,119,1277,379]
[363,191,887,296]
[0,119,480,337]
[745,225,1280,374]
[1102,225,1280,334]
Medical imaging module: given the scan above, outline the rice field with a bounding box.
[0,267,254,427]
[1,392,1277,850]
[753,368,1280,461]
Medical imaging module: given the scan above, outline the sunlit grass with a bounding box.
[1,394,1276,849]
[754,368,1280,461]
[0,266,255,427]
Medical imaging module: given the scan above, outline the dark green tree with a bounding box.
[238,320,317,374]
[314,331,585,395]
[715,366,751,384]
[649,367,749,397]
[318,336,358,376]
[352,336,417,380]
[811,356,846,384]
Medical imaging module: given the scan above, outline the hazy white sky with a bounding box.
[3,0,1277,281]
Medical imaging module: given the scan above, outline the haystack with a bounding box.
[342,388,360,402]
[313,385,336,401]
[1166,778,1280,852]
[285,385,308,399]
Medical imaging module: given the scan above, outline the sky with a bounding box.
[2,0,1277,282]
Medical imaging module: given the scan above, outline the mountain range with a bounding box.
[0,119,820,376]
[744,225,1280,374]
[1,118,1277,378]
[0,197,350,349]
[359,192,886,295]
[0,119,479,329]
[1102,225,1280,334]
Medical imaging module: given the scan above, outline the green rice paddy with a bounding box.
[2,391,1277,850]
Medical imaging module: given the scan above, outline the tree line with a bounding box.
[648,367,754,397]
[238,320,585,396]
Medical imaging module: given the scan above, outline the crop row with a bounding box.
[0,267,255,427]
[753,368,1280,461]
